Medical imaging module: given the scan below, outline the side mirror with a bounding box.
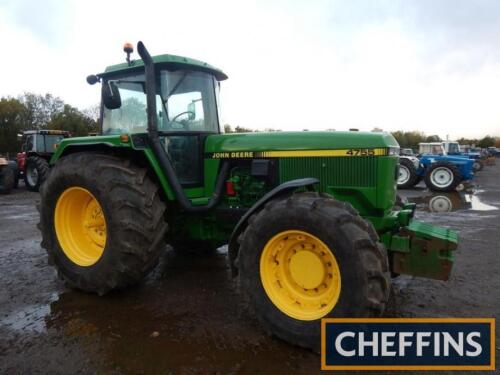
[102,81,122,109]
[187,102,196,120]
[86,75,100,85]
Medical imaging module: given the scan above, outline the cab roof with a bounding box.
[100,54,228,81]
[23,130,70,136]
[419,142,443,146]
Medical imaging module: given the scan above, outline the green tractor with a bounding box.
[39,42,458,350]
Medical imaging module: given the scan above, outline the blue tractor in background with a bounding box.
[397,142,474,192]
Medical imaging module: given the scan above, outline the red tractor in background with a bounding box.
[17,130,71,191]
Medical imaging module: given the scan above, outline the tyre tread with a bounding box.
[238,192,390,350]
[39,152,167,295]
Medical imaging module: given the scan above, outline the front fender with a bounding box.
[227,178,319,276]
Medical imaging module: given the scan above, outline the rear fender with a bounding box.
[420,155,474,180]
[53,139,175,201]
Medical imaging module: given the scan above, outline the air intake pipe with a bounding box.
[137,41,229,213]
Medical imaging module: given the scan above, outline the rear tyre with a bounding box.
[25,156,49,192]
[424,161,462,192]
[39,153,168,295]
[238,192,390,351]
[397,158,420,189]
[0,165,15,194]
[8,161,19,188]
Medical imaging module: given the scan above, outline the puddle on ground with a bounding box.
[0,293,59,333]
[4,213,36,220]
[406,191,498,213]
[1,304,50,333]
[465,195,498,211]
[38,248,317,374]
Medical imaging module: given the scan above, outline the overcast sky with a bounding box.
[1,0,499,139]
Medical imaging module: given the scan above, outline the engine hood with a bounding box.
[205,131,399,153]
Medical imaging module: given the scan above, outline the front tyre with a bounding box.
[25,156,49,192]
[397,158,420,189]
[238,192,390,351]
[39,153,167,295]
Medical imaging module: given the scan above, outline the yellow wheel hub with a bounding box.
[55,187,107,266]
[260,230,341,321]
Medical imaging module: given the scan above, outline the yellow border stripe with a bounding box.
[321,318,495,371]
[207,148,389,159]
[259,148,387,158]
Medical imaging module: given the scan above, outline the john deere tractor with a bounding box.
[39,42,458,350]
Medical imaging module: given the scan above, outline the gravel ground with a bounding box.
[0,164,499,374]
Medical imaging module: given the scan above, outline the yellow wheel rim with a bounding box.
[260,230,341,321]
[54,187,107,266]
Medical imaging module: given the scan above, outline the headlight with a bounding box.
[388,147,400,155]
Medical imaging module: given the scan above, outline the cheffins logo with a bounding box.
[321,318,495,370]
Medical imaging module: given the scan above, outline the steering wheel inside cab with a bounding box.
[167,111,195,130]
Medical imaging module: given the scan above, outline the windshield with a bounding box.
[448,143,460,153]
[102,70,220,134]
[419,144,444,155]
[400,148,413,156]
[432,145,444,154]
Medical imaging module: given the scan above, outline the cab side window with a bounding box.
[24,135,34,152]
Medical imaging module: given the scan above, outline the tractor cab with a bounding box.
[89,45,227,186]
[442,141,461,155]
[18,130,70,156]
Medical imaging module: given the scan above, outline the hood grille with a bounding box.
[279,157,377,189]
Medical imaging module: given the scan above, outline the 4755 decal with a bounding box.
[346,148,376,156]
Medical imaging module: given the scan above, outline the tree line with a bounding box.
[390,130,498,150]
[224,124,282,133]
[0,93,98,156]
[2,95,498,157]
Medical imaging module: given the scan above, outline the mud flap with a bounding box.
[390,220,458,281]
